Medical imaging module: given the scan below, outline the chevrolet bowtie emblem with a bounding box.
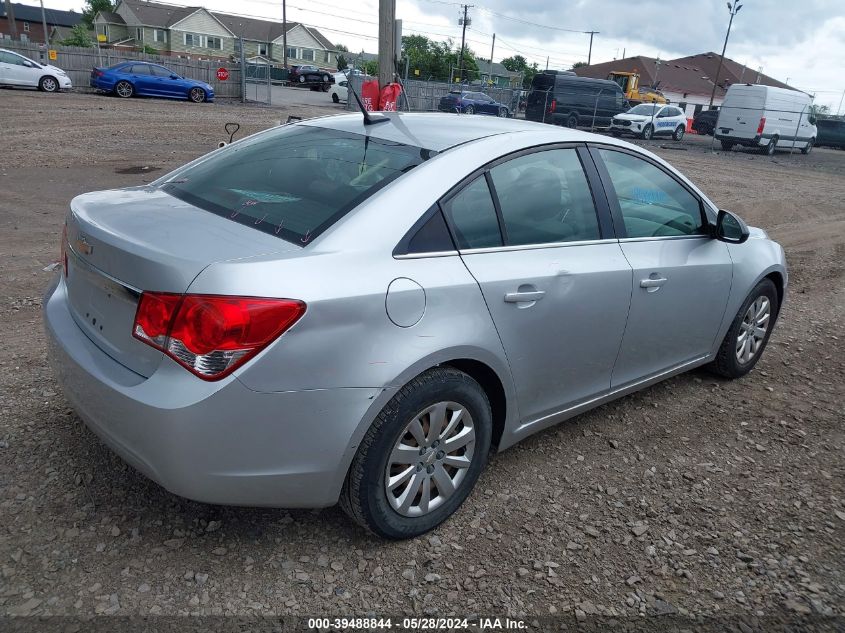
[75,234,93,256]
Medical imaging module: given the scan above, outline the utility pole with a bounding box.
[545,56,549,70]
[4,0,17,39]
[584,31,599,65]
[488,33,494,86]
[838,88,845,116]
[39,0,49,45]
[709,1,743,108]
[378,0,396,88]
[457,4,472,84]
[282,0,287,68]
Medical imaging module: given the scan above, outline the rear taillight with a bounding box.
[60,224,68,277]
[133,293,305,380]
[92,69,104,78]
[548,99,556,113]
[756,117,766,135]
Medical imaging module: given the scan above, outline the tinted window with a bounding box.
[489,149,600,246]
[150,65,173,77]
[162,126,428,246]
[131,64,151,75]
[598,149,704,238]
[442,177,502,249]
[399,209,455,255]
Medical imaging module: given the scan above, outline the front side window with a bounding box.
[150,65,174,77]
[489,149,600,246]
[628,103,660,116]
[442,177,502,250]
[598,149,704,238]
[161,126,429,246]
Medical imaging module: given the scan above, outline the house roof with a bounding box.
[97,11,125,24]
[0,2,83,27]
[103,0,333,48]
[487,62,521,78]
[573,52,795,100]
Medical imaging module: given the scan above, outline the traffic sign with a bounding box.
[216,67,229,81]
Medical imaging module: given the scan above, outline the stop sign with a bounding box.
[216,67,229,81]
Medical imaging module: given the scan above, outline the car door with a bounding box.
[149,65,178,97]
[442,145,632,423]
[0,51,34,86]
[0,51,21,85]
[590,146,733,388]
[128,64,157,95]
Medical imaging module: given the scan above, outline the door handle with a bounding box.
[504,290,545,303]
[640,276,668,291]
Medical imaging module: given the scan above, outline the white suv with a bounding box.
[609,104,687,140]
[0,48,72,92]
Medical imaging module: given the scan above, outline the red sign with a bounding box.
[216,67,229,81]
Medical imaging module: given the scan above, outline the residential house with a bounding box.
[478,62,522,88]
[574,52,794,117]
[0,2,84,44]
[94,0,337,67]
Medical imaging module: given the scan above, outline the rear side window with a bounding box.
[161,126,428,246]
[442,177,502,249]
[598,149,704,238]
[489,149,600,246]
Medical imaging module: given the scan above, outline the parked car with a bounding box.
[288,64,333,90]
[609,103,687,140]
[45,114,787,539]
[816,117,845,149]
[0,48,72,92]
[525,71,628,128]
[692,108,720,135]
[90,62,214,103]
[715,84,816,155]
[438,90,510,116]
[329,78,347,104]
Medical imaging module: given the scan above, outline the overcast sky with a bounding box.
[23,0,845,111]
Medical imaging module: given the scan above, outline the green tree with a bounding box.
[81,0,115,28]
[142,44,158,55]
[571,61,588,69]
[336,54,348,71]
[501,55,528,72]
[61,24,94,47]
[362,59,379,76]
[334,43,349,53]
[401,34,479,82]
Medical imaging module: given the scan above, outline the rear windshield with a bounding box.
[531,73,555,91]
[161,125,429,245]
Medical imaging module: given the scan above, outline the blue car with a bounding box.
[90,62,214,103]
[438,90,509,117]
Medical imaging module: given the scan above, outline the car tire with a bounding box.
[189,87,206,103]
[641,123,654,140]
[720,140,734,151]
[673,125,685,141]
[298,75,306,83]
[763,136,777,156]
[322,74,329,82]
[801,138,814,155]
[114,80,134,98]
[498,107,508,117]
[709,278,779,379]
[464,105,474,115]
[566,114,578,129]
[331,92,340,103]
[340,367,492,539]
[38,76,59,93]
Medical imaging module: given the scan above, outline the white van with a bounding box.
[715,84,816,155]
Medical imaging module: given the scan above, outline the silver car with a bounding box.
[44,113,787,539]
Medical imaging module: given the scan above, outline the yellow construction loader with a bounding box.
[608,71,667,105]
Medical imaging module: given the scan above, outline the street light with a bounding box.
[708,1,743,108]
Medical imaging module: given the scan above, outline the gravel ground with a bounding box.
[0,91,843,628]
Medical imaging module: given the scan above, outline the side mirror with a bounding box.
[714,209,750,244]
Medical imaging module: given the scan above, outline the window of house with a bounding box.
[207,36,222,50]
[184,33,198,47]
[301,48,314,61]
[20,33,29,42]
[488,149,600,246]
[598,149,705,239]
[234,39,241,54]
[23,22,30,32]
[153,29,166,43]
[135,28,143,42]
[286,46,297,59]
[258,43,268,56]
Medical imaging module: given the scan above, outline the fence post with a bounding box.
[591,87,604,132]
[267,59,272,106]
[789,103,807,156]
[239,37,246,103]
[542,89,548,124]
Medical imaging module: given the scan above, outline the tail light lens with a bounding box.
[133,293,306,380]
[756,117,766,135]
[548,99,556,113]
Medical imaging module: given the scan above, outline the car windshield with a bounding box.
[161,125,430,246]
[628,104,661,116]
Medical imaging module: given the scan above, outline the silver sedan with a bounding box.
[44,113,787,539]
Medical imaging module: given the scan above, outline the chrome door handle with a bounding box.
[504,290,545,303]
[640,277,668,290]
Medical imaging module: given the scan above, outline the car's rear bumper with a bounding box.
[714,132,763,147]
[43,274,382,508]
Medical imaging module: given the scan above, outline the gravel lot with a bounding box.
[0,90,843,628]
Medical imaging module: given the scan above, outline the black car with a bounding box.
[817,118,845,149]
[525,71,628,128]
[692,108,719,135]
[288,65,333,90]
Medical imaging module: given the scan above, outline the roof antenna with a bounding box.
[346,78,390,125]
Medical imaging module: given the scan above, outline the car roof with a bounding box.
[301,112,592,152]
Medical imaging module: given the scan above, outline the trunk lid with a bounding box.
[65,186,300,377]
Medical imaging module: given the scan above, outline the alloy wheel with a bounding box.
[41,77,57,92]
[116,81,133,98]
[190,87,205,103]
[736,295,770,364]
[384,401,476,517]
